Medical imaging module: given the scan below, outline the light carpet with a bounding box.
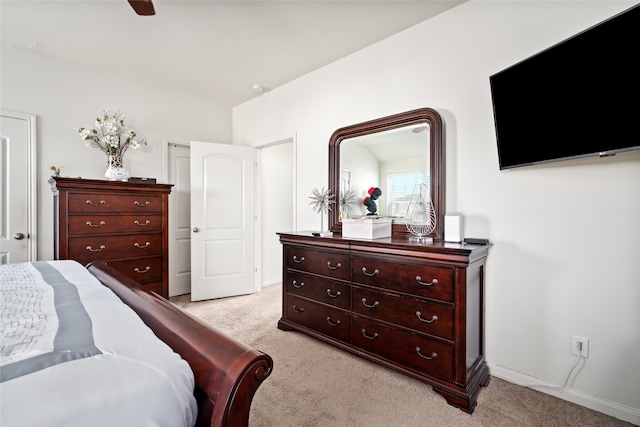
[171,284,633,427]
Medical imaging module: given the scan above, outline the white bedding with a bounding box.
[0,260,197,427]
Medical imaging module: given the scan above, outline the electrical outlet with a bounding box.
[571,336,589,358]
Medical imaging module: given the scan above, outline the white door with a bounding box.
[167,143,191,296]
[190,141,256,301]
[0,111,37,264]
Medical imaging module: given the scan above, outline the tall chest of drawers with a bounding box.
[278,232,491,413]
[50,177,172,297]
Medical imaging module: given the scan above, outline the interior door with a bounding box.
[190,141,256,301]
[0,111,36,264]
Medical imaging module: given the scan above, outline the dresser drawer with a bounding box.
[285,271,350,310]
[68,193,164,214]
[285,246,350,281]
[352,286,453,340]
[351,315,453,382]
[68,234,163,263]
[285,295,350,341]
[352,255,454,302]
[107,256,163,283]
[68,214,163,235]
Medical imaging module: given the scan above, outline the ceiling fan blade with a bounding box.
[127,0,155,16]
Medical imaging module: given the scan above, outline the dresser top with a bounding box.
[278,231,491,265]
[49,177,173,193]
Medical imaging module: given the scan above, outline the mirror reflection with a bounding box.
[339,124,430,222]
[328,108,444,239]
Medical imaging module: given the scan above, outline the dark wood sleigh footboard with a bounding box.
[87,261,273,427]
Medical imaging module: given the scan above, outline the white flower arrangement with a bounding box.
[75,109,146,157]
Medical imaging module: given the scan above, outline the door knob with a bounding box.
[193,227,199,233]
[13,233,25,240]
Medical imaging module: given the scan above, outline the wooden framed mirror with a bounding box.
[328,108,445,239]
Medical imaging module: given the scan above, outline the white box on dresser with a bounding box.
[444,213,464,243]
[342,217,392,239]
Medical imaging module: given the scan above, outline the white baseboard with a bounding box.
[261,279,280,288]
[489,364,640,426]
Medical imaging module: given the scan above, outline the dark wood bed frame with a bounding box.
[86,261,273,427]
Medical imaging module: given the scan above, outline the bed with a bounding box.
[0,259,273,427]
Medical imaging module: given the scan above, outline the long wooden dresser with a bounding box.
[50,177,172,298]
[277,231,491,413]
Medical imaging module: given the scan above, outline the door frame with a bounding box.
[163,135,297,294]
[1,109,37,261]
[165,140,191,296]
[255,136,297,287]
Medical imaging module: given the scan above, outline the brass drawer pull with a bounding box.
[134,242,151,248]
[85,245,105,252]
[134,266,151,274]
[292,305,305,313]
[326,317,341,327]
[416,312,438,324]
[327,261,341,270]
[85,220,105,228]
[361,329,379,340]
[326,289,341,298]
[361,298,379,309]
[86,200,105,207]
[416,347,438,360]
[292,280,304,288]
[362,267,379,277]
[134,201,151,207]
[134,220,150,226]
[416,276,438,287]
[292,255,305,263]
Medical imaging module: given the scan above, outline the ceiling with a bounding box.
[1,0,465,107]
[348,124,428,163]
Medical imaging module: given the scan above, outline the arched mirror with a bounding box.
[328,108,445,239]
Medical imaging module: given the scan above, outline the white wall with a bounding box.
[1,43,231,260]
[233,1,640,423]
[260,141,294,286]
[341,141,379,217]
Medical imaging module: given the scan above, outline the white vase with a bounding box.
[105,155,129,181]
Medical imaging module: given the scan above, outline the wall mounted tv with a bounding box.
[490,4,640,170]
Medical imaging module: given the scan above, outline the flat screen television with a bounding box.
[490,4,640,170]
